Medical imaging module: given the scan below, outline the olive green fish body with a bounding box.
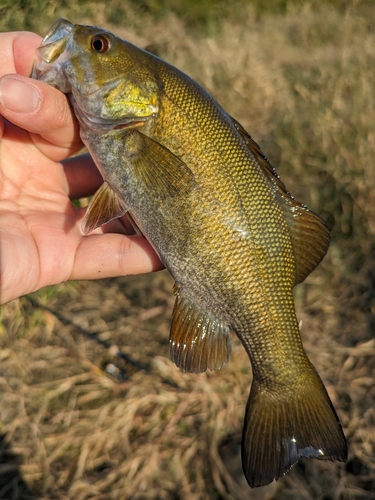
[85,56,307,379]
[33,19,347,487]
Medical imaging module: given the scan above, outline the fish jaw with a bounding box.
[31,19,74,93]
[32,19,159,133]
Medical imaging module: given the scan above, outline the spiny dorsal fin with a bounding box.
[231,117,330,285]
[131,132,196,199]
[242,364,347,488]
[170,284,232,373]
[82,181,128,235]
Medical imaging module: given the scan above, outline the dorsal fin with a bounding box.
[170,284,232,373]
[231,117,330,285]
[278,198,330,285]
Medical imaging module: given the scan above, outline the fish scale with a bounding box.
[32,19,347,488]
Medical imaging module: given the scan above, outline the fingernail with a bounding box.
[0,76,40,113]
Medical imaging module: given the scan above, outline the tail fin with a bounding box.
[242,365,347,488]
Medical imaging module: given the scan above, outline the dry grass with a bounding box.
[1,2,375,499]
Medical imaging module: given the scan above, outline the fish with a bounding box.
[32,19,347,488]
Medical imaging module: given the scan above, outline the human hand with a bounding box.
[0,31,163,305]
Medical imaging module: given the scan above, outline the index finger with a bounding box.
[0,31,42,76]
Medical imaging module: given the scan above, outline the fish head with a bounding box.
[32,19,159,131]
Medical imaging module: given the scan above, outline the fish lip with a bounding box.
[40,18,74,46]
[31,19,74,84]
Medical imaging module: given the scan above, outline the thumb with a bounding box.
[0,74,82,161]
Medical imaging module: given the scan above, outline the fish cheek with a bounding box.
[103,77,159,119]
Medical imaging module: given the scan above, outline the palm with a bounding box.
[0,118,82,299]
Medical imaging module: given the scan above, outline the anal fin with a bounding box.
[170,284,232,373]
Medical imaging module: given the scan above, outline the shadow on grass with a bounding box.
[0,433,36,500]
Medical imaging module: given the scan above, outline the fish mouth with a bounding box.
[41,18,74,46]
[36,19,74,65]
[31,19,75,90]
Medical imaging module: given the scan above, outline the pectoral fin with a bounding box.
[170,284,232,373]
[131,132,196,199]
[82,181,128,234]
[232,117,330,285]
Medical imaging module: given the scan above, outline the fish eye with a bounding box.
[91,35,111,53]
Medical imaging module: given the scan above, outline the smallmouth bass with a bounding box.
[32,19,347,487]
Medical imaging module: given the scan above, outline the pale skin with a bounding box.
[0,31,163,305]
